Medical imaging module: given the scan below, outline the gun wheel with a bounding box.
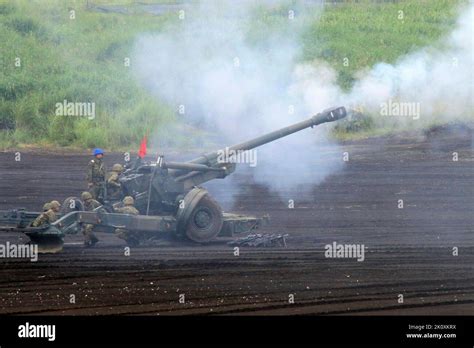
[185,195,223,243]
[60,197,84,215]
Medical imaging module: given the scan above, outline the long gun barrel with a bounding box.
[190,106,347,166]
[164,161,225,172]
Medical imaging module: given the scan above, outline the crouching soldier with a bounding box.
[81,191,101,247]
[31,200,61,227]
[114,196,139,245]
[107,163,124,202]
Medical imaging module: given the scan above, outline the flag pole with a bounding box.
[146,154,162,216]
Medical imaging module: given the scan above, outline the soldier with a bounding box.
[114,196,139,245]
[81,191,101,247]
[86,148,107,201]
[107,163,124,201]
[31,200,61,227]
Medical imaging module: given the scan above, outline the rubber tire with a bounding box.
[60,197,84,215]
[184,195,223,243]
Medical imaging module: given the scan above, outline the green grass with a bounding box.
[0,0,467,150]
[301,0,463,89]
[0,0,177,150]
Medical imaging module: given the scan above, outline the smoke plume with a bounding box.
[133,1,473,198]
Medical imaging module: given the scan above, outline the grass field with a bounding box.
[0,0,466,150]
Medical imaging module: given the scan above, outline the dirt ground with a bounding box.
[0,127,473,315]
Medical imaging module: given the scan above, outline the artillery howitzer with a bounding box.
[0,106,347,249]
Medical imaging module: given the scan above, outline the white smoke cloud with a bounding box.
[345,2,473,123]
[289,2,473,125]
[134,1,338,197]
[133,1,473,199]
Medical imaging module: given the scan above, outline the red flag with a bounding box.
[138,135,147,158]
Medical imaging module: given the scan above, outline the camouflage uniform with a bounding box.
[114,196,139,245]
[31,210,57,227]
[81,192,101,247]
[107,164,124,201]
[86,157,106,201]
[31,200,61,227]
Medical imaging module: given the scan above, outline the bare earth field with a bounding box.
[0,128,473,315]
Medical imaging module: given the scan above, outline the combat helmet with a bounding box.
[92,148,104,156]
[50,200,61,210]
[81,191,93,201]
[123,196,134,206]
[112,163,123,173]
